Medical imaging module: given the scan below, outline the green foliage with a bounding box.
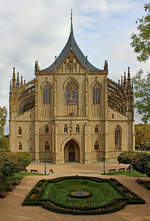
[0,136,9,151]
[131,3,150,62]
[0,152,32,183]
[133,71,150,123]
[0,106,7,137]
[118,152,150,176]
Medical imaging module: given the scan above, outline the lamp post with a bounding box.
[103,151,106,175]
[44,150,47,175]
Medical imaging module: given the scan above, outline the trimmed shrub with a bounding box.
[118,152,150,177]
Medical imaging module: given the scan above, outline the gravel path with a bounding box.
[0,163,150,221]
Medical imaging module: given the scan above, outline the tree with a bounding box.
[0,106,7,138]
[0,106,8,150]
[133,70,150,123]
[135,124,150,149]
[131,3,150,62]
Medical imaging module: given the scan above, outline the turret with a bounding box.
[121,75,123,86]
[124,72,126,84]
[35,60,39,72]
[12,67,16,88]
[17,72,19,88]
[104,60,108,72]
[21,76,23,87]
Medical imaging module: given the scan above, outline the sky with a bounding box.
[0,0,150,134]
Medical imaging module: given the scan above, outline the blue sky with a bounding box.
[0,0,149,134]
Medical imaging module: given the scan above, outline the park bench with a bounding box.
[30,169,38,173]
[22,168,28,172]
[0,190,8,198]
[118,168,125,171]
[8,185,15,191]
[108,169,116,173]
[14,179,21,185]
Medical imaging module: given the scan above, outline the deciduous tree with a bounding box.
[131,3,150,62]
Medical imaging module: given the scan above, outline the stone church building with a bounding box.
[9,18,134,163]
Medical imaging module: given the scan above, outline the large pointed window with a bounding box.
[66,81,78,104]
[115,125,121,150]
[93,85,100,104]
[43,85,50,104]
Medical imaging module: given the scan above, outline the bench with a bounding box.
[0,190,8,198]
[14,179,21,185]
[108,169,116,173]
[30,169,38,173]
[8,185,15,191]
[22,168,28,172]
[118,168,125,171]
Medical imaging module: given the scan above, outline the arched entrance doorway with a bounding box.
[64,139,80,163]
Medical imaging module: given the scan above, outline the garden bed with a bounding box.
[22,176,146,215]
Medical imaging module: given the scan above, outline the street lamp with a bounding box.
[103,150,106,174]
[44,150,47,175]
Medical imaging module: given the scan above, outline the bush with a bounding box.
[118,152,150,177]
[0,152,32,183]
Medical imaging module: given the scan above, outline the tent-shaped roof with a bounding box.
[42,15,100,71]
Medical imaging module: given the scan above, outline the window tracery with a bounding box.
[19,142,22,150]
[45,141,50,150]
[76,124,80,133]
[18,127,22,135]
[45,125,49,133]
[95,125,99,133]
[93,84,100,104]
[66,81,78,104]
[94,141,99,150]
[64,124,68,132]
[115,125,121,150]
[43,85,50,104]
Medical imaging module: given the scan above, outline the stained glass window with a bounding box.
[66,81,78,104]
[93,86,100,104]
[115,126,121,150]
[43,85,50,104]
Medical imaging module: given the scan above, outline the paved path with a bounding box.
[0,163,150,221]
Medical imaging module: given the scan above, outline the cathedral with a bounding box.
[9,16,135,164]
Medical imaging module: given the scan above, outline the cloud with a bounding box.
[0,0,149,134]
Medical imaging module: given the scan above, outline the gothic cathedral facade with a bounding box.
[9,20,135,164]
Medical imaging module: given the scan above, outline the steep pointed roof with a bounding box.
[42,15,100,71]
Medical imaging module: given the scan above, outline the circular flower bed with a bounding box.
[22,176,145,215]
[69,190,91,198]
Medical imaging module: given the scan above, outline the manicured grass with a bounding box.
[23,176,145,215]
[104,169,147,177]
[40,178,122,208]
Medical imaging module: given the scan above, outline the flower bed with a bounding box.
[22,176,145,215]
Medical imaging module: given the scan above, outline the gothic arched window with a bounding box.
[45,141,50,150]
[18,127,22,135]
[94,141,99,150]
[19,142,22,150]
[66,81,78,104]
[95,125,99,133]
[93,84,100,104]
[76,124,80,133]
[115,125,121,150]
[43,85,50,104]
[64,124,68,132]
[45,125,49,133]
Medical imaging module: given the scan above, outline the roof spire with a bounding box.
[70,9,73,34]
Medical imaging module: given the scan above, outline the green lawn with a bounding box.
[40,178,122,208]
[104,169,147,177]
